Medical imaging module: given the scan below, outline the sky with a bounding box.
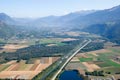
[0,0,120,18]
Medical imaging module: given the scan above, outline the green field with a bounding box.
[40,38,62,44]
[40,38,66,46]
[0,39,6,44]
[6,38,66,46]
[86,54,96,58]
[102,67,120,74]
[79,58,93,62]
[109,47,120,54]
[96,53,120,67]
[26,58,40,64]
[95,62,112,67]
[0,65,10,72]
[17,61,28,70]
[78,47,120,76]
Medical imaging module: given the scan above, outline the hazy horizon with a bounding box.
[0,0,120,18]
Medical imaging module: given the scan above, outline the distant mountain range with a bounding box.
[0,5,120,27]
[0,5,120,43]
[70,5,120,27]
[0,10,96,27]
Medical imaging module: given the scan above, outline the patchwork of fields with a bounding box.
[0,57,59,79]
[0,38,78,53]
[66,47,120,79]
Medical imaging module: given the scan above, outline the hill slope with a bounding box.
[83,21,120,44]
[0,21,15,39]
[70,5,120,28]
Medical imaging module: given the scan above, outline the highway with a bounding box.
[40,39,91,80]
[51,39,91,80]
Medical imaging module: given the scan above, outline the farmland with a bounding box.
[0,38,78,53]
[0,37,82,64]
[66,46,120,79]
[0,32,105,79]
[0,57,59,79]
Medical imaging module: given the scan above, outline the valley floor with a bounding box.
[65,46,120,80]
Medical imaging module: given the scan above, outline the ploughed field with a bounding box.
[0,57,59,79]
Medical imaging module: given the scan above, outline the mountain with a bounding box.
[13,18,35,24]
[0,10,97,28]
[1,5,120,41]
[0,21,15,39]
[0,13,15,24]
[80,5,120,44]
[29,16,59,27]
[28,10,96,28]
[30,5,120,29]
[56,10,96,22]
[70,5,120,28]
[82,21,120,44]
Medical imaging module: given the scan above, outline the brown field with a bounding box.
[46,44,57,46]
[0,44,28,53]
[91,53,98,56]
[52,57,60,62]
[74,49,111,72]
[113,74,120,80]
[109,46,120,50]
[0,71,39,79]
[82,62,100,72]
[71,57,79,62]
[76,54,88,58]
[9,63,20,71]
[30,64,40,71]
[70,48,113,73]
[2,44,28,50]
[0,48,16,53]
[65,32,80,36]
[64,31,88,36]
[76,49,111,58]
[62,38,78,42]
[70,46,120,78]
[4,60,17,65]
[87,49,111,54]
[0,57,59,80]
[84,49,111,54]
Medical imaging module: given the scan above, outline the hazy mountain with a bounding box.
[70,5,120,28]
[82,21,120,44]
[29,16,59,27]
[1,5,120,28]
[79,5,120,43]
[13,18,35,24]
[0,13,15,24]
[1,5,120,41]
[0,21,15,39]
[29,10,96,28]
[57,10,96,22]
